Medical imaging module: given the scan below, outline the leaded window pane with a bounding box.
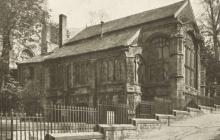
[114,59,120,81]
[72,64,76,85]
[191,52,194,69]
[187,49,191,67]
[148,37,170,82]
[158,47,162,59]
[188,69,191,85]
[185,34,197,88]
[103,61,108,82]
[185,67,188,84]
[108,60,114,81]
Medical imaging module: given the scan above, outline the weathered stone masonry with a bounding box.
[17,0,204,110]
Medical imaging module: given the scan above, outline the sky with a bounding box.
[48,0,203,29]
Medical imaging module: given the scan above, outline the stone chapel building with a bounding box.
[17,0,205,109]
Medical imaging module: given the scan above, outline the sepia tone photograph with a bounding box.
[0,0,220,139]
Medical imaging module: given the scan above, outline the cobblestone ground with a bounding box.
[128,113,220,140]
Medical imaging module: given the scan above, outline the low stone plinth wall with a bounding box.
[45,132,104,140]
[214,104,220,111]
[173,110,191,120]
[155,114,175,125]
[132,118,161,131]
[198,105,214,113]
[98,124,137,140]
[187,107,203,117]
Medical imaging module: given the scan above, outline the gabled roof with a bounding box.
[19,0,188,64]
[66,0,185,44]
[45,28,140,60]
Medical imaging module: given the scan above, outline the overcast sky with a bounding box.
[48,0,203,29]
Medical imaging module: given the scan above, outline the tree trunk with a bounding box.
[0,31,11,90]
[213,35,219,61]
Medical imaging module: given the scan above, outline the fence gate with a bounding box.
[136,100,173,118]
[97,103,130,124]
[136,101,154,118]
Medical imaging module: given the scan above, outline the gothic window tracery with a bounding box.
[185,33,197,88]
[19,49,34,61]
[147,36,170,82]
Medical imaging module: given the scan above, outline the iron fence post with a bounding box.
[168,116,170,126]
[10,109,13,140]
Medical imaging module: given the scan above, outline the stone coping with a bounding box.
[173,110,190,115]
[198,105,214,110]
[46,132,104,140]
[214,104,220,108]
[98,124,136,131]
[132,118,159,124]
[155,114,175,119]
[187,107,201,112]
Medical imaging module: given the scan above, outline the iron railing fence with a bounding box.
[214,96,220,105]
[136,95,220,119]
[0,111,47,140]
[136,100,187,119]
[0,102,130,140]
[97,102,130,124]
[197,95,215,107]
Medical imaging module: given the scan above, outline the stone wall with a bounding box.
[17,14,203,109]
[45,48,128,106]
[139,18,178,100]
[98,124,137,140]
[136,16,201,107]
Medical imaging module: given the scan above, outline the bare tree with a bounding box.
[199,0,220,60]
[0,0,48,90]
[87,9,109,26]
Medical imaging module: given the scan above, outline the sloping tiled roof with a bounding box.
[17,43,58,64]
[17,54,50,64]
[66,0,185,44]
[45,28,140,60]
[19,0,186,63]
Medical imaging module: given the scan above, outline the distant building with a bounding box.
[17,0,206,110]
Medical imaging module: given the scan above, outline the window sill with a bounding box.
[143,81,170,88]
[100,81,125,85]
[185,85,199,92]
[72,84,90,88]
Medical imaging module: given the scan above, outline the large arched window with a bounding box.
[19,49,34,61]
[147,36,170,82]
[185,33,197,88]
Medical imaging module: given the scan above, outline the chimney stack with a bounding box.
[59,14,67,48]
[100,21,104,38]
[41,15,49,55]
[40,0,49,55]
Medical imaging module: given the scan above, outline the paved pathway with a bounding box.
[128,113,220,140]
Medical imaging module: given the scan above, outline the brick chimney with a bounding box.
[59,14,67,48]
[100,21,104,37]
[41,15,49,55]
[40,0,49,55]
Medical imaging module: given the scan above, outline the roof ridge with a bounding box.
[87,0,185,29]
[65,0,186,45]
